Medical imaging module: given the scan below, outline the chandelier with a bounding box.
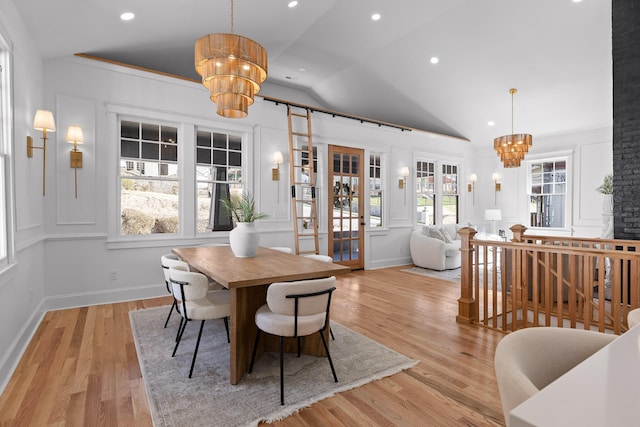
[493,88,532,168]
[194,0,268,118]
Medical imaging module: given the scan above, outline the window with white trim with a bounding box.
[119,119,179,235]
[528,159,567,228]
[416,161,436,225]
[196,129,243,233]
[369,153,383,227]
[441,163,459,225]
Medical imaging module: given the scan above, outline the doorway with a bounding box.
[328,145,364,269]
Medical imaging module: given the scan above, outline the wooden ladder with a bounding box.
[287,105,319,255]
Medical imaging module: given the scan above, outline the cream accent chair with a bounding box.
[169,265,231,378]
[248,276,338,405]
[628,308,640,329]
[494,327,616,425]
[409,224,461,271]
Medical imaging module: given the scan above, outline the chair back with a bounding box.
[161,254,189,284]
[168,266,209,303]
[494,327,616,424]
[303,254,333,263]
[267,277,336,316]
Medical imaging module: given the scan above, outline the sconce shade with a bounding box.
[273,150,284,164]
[33,110,56,132]
[470,173,478,182]
[400,167,410,177]
[484,209,502,221]
[66,126,84,144]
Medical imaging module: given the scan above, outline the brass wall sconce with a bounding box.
[28,109,56,196]
[492,172,501,205]
[66,126,84,198]
[468,173,477,205]
[400,166,410,205]
[272,150,284,202]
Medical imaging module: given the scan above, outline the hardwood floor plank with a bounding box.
[0,266,507,426]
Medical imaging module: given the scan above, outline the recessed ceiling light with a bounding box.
[120,12,135,21]
[288,1,298,8]
[298,67,307,72]
[572,0,583,3]
[488,121,496,126]
[430,57,439,64]
[371,13,381,21]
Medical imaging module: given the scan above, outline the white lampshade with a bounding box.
[273,151,283,164]
[66,126,84,144]
[492,172,500,181]
[400,166,410,177]
[33,110,56,132]
[470,173,478,182]
[485,209,502,221]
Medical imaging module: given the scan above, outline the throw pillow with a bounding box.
[438,226,453,243]
[422,225,446,242]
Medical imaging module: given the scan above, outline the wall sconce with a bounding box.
[492,172,501,205]
[66,126,84,198]
[468,173,477,205]
[27,109,56,196]
[399,166,410,205]
[272,150,284,202]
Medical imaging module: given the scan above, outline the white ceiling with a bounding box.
[14,0,612,145]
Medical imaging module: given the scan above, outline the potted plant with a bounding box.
[596,174,613,214]
[221,192,268,258]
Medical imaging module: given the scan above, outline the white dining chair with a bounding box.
[248,276,338,404]
[169,265,231,378]
[160,254,189,328]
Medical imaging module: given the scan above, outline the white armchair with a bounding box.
[410,224,461,271]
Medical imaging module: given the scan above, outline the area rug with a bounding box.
[130,306,417,427]
[402,266,461,283]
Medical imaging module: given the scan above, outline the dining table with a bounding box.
[172,245,351,384]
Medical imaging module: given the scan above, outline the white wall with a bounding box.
[0,0,49,392]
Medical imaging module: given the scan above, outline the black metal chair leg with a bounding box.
[297,336,301,357]
[280,336,285,405]
[188,320,206,378]
[223,317,230,343]
[172,318,188,357]
[319,330,338,382]
[248,329,261,373]
[330,327,335,341]
[164,299,177,328]
[175,316,184,342]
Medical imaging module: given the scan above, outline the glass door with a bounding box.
[328,145,364,269]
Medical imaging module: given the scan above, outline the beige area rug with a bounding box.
[402,266,462,283]
[130,306,417,427]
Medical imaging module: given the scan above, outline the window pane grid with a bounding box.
[369,153,383,227]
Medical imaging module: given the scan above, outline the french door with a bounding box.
[328,145,364,269]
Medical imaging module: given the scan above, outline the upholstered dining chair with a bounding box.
[269,246,293,254]
[248,276,338,405]
[302,253,336,340]
[628,308,640,329]
[169,265,231,378]
[160,254,189,328]
[494,327,616,426]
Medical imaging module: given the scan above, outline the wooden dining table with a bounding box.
[172,245,351,384]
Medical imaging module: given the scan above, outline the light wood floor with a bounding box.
[0,265,506,426]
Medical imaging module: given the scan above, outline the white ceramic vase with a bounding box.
[229,222,260,258]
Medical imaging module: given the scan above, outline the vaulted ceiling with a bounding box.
[15,0,612,145]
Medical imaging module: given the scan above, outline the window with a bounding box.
[119,119,179,235]
[416,161,436,225]
[529,159,566,228]
[369,153,383,227]
[441,163,459,225]
[196,129,243,233]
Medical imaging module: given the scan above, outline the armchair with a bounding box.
[410,224,461,271]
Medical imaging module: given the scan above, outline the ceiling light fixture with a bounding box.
[430,57,439,64]
[194,0,268,118]
[371,13,381,21]
[493,88,532,168]
[120,12,135,21]
[288,1,298,7]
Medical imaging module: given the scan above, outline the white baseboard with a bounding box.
[0,283,166,395]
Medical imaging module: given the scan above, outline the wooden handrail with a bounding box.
[457,224,640,335]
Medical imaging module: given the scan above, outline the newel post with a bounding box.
[456,226,477,324]
[510,224,527,242]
